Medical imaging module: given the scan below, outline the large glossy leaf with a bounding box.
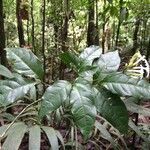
[93,87,128,133]
[93,51,120,72]
[79,46,102,65]
[101,72,150,99]
[2,122,27,150]
[42,126,59,150]
[29,125,41,150]
[0,64,14,79]
[39,80,72,118]
[6,48,44,80]
[0,80,20,97]
[70,80,97,139]
[0,79,36,105]
[6,83,36,103]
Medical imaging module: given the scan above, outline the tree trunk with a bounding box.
[115,0,123,47]
[59,0,70,79]
[27,19,30,45]
[87,0,96,47]
[102,0,106,53]
[0,0,7,67]
[42,0,46,83]
[16,0,25,47]
[131,18,141,54]
[31,0,35,53]
[95,0,99,45]
[146,37,150,60]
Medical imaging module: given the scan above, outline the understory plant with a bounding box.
[0,46,150,149]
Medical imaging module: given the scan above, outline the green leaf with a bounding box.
[12,73,30,85]
[60,51,97,74]
[39,80,72,118]
[101,72,150,99]
[0,80,20,88]
[70,80,97,139]
[2,122,27,150]
[0,80,35,105]
[79,46,102,65]
[93,51,120,72]
[0,64,14,79]
[6,83,36,103]
[0,123,21,138]
[6,48,44,80]
[0,80,20,97]
[42,126,59,150]
[60,51,82,69]
[94,121,116,147]
[0,94,6,106]
[29,125,41,150]
[94,87,128,133]
[0,85,12,95]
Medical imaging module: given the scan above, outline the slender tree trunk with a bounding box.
[27,19,30,45]
[111,21,115,48]
[0,0,7,67]
[0,0,11,115]
[59,0,70,79]
[87,0,95,46]
[95,0,99,45]
[146,37,150,60]
[16,0,25,47]
[42,0,46,83]
[102,0,106,53]
[115,0,123,47]
[131,18,141,54]
[50,0,59,80]
[141,19,147,50]
[61,0,69,50]
[31,0,35,53]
